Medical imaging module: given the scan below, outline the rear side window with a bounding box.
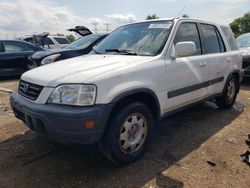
[25,43,36,51]
[2,41,28,52]
[174,22,201,55]
[220,26,238,50]
[200,24,221,54]
[0,43,4,52]
[54,37,70,44]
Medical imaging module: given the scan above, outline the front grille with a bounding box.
[18,80,43,100]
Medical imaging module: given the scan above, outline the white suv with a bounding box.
[22,35,70,49]
[11,18,242,164]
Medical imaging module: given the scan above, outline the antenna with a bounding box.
[178,5,186,17]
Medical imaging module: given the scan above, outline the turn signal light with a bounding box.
[85,121,96,129]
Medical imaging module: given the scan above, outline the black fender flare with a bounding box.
[110,88,161,119]
[223,70,240,94]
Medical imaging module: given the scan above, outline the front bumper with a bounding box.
[10,91,112,144]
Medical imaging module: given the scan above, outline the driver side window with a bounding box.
[173,22,202,55]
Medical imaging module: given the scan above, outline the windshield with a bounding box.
[54,37,70,44]
[66,34,100,50]
[237,33,250,47]
[95,21,173,56]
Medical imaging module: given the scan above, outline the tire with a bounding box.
[216,75,238,109]
[99,102,154,165]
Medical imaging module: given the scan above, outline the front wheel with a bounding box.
[216,76,238,109]
[99,102,154,164]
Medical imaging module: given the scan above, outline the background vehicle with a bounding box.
[29,34,107,67]
[21,35,70,49]
[237,33,250,77]
[0,40,44,77]
[11,18,242,164]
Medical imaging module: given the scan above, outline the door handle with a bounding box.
[199,62,206,67]
[226,57,232,63]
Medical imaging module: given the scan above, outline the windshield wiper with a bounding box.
[92,48,102,54]
[105,49,137,55]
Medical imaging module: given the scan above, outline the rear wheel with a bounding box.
[99,102,154,164]
[216,76,238,109]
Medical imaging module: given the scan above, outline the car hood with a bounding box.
[22,54,152,87]
[31,48,72,59]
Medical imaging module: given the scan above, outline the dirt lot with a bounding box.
[0,77,250,188]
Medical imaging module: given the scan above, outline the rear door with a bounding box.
[165,21,209,111]
[0,41,35,75]
[199,23,228,96]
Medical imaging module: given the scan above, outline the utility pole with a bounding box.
[92,22,99,34]
[104,23,111,33]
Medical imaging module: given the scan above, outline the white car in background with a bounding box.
[21,35,70,49]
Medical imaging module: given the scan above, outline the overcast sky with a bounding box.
[0,0,250,37]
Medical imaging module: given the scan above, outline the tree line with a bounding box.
[230,12,250,37]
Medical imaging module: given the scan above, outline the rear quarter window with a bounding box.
[220,26,238,51]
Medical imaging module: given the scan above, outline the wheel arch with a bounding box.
[110,88,161,121]
[224,70,240,93]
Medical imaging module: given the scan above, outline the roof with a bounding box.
[125,17,229,27]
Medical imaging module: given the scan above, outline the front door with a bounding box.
[165,21,208,111]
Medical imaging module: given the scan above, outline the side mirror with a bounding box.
[171,41,197,58]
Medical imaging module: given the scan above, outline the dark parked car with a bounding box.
[0,40,44,77]
[237,33,250,77]
[29,26,108,67]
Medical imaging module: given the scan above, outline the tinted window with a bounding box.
[0,43,4,52]
[221,26,238,50]
[66,34,100,50]
[200,24,220,54]
[43,37,54,45]
[25,43,35,51]
[95,21,173,56]
[174,22,201,55]
[23,37,34,44]
[54,37,70,44]
[3,41,28,52]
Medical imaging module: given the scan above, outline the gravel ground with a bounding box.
[0,77,250,188]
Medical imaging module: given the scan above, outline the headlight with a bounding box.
[41,54,61,65]
[48,84,97,106]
